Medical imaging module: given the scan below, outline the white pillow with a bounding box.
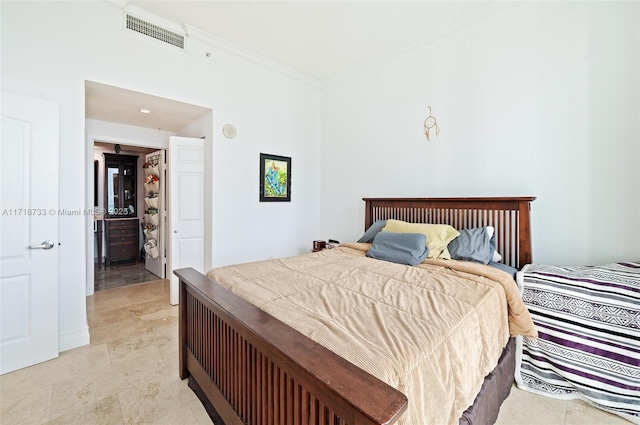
[486,226,503,262]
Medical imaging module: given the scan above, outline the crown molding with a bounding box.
[101,0,128,9]
[184,24,322,89]
[323,2,523,88]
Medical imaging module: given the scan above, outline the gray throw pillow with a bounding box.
[448,227,494,265]
[488,261,518,279]
[357,219,387,243]
[366,232,429,266]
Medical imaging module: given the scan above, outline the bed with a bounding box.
[175,197,537,425]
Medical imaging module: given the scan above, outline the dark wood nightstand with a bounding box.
[312,243,337,253]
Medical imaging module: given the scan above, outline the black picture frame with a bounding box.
[259,153,291,202]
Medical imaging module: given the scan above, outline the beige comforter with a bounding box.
[206,244,537,425]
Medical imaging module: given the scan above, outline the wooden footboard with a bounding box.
[176,267,408,425]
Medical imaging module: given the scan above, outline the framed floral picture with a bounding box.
[259,153,291,202]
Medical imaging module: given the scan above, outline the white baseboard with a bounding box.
[59,326,90,352]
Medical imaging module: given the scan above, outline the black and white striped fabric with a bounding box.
[515,262,640,424]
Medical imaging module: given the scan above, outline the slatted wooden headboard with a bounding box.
[363,197,536,269]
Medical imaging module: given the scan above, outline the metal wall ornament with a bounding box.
[423,106,440,141]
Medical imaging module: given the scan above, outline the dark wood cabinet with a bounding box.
[103,153,138,218]
[105,218,139,265]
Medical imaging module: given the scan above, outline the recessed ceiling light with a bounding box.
[140,109,151,114]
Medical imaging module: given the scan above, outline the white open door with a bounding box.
[1,92,59,374]
[168,137,205,305]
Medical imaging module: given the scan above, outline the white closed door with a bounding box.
[168,136,205,305]
[1,92,59,374]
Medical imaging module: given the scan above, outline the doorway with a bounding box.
[93,142,163,292]
[84,80,213,301]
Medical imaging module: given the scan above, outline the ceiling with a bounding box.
[126,1,494,83]
[88,1,496,132]
[85,81,210,132]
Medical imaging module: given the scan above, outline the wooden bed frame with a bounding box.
[175,197,536,425]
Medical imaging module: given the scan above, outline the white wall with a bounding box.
[87,119,176,150]
[321,2,640,266]
[1,1,321,351]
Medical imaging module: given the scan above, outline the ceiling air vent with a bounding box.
[126,14,185,49]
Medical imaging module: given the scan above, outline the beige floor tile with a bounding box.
[127,280,169,304]
[59,343,113,377]
[88,303,141,327]
[1,344,112,401]
[89,317,148,346]
[106,320,176,363]
[0,356,73,400]
[49,371,111,418]
[188,398,215,425]
[45,395,124,425]
[139,318,178,354]
[126,298,173,319]
[144,404,200,425]
[0,385,53,425]
[141,317,178,345]
[158,341,179,374]
[565,399,633,425]
[107,333,160,364]
[87,281,168,318]
[88,294,135,316]
[117,375,199,424]
[49,348,169,419]
[496,386,567,425]
[91,286,135,303]
[140,304,178,322]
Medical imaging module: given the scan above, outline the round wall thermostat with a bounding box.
[222,123,237,139]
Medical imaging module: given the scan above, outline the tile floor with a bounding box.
[0,279,631,425]
[0,279,212,425]
[94,260,161,292]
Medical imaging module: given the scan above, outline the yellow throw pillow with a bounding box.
[381,219,460,259]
